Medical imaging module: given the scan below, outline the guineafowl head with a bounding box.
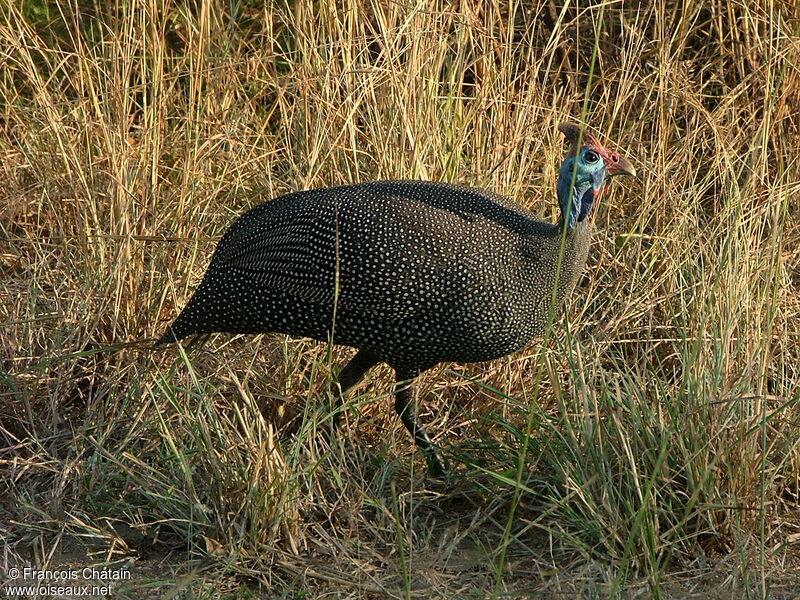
[556,122,636,229]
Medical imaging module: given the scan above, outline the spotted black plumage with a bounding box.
[159,123,636,476]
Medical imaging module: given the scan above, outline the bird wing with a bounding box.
[207,200,340,305]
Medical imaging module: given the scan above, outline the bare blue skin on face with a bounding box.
[557,146,610,229]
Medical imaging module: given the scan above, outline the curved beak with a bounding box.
[605,152,637,178]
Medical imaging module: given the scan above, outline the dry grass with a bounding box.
[2,0,800,598]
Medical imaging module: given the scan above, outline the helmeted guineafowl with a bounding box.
[158,122,636,477]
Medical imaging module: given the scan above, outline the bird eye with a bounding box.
[584,150,599,164]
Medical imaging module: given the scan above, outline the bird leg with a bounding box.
[394,372,446,478]
[331,349,380,427]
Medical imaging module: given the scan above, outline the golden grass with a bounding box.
[1,0,799,597]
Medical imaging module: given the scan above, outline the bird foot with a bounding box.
[424,450,448,480]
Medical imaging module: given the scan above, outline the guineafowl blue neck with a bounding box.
[556,157,603,229]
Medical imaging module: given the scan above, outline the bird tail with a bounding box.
[157,284,210,345]
[155,327,180,345]
[156,312,195,346]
